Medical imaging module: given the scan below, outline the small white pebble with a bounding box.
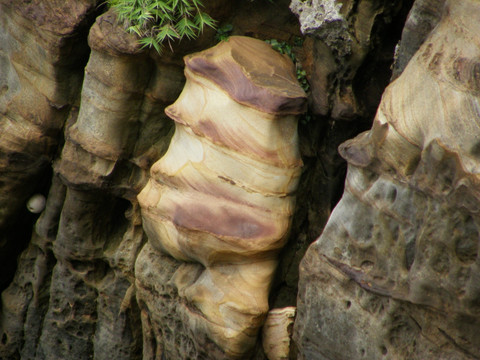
[27,194,46,214]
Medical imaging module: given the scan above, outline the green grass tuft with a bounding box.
[107,0,216,54]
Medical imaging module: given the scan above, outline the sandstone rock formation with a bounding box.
[262,306,296,360]
[295,0,480,359]
[0,0,100,291]
[0,6,182,359]
[0,0,436,359]
[137,36,306,359]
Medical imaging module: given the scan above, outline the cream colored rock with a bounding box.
[354,0,480,178]
[138,36,306,358]
[262,307,296,360]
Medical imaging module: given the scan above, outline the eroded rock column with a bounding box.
[1,6,183,359]
[0,0,99,291]
[137,36,307,359]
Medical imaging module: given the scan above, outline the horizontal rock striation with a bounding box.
[0,0,441,358]
[0,0,99,291]
[137,36,306,359]
[1,5,182,360]
[56,8,181,197]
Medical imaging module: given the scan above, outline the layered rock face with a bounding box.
[0,0,98,290]
[295,0,480,359]
[136,36,306,359]
[3,0,460,358]
[0,7,182,360]
[1,1,320,358]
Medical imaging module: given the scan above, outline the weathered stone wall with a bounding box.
[0,0,100,292]
[3,0,464,359]
[0,3,181,358]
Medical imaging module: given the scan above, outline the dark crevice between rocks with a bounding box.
[270,117,372,310]
[352,0,416,117]
[0,164,52,295]
[0,1,107,297]
[269,0,416,313]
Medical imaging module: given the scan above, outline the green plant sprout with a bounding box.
[107,0,216,54]
[215,23,233,42]
[265,38,312,124]
[265,38,310,93]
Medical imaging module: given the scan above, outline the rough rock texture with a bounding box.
[289,0,349,54]
[291,0,413,119]
[0,1,318,359]
[272,0,413,315]
[0,0,418,358]
[0,0,99,292]
[0,6,182,360]
[56,8,185,196]
[391,0,446,79]
[295,0,480,359]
